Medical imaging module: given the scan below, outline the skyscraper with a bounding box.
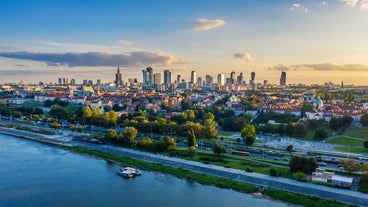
[190,70,196,83]
[280,71,286,86]
[205,75,213,85]
[115,67,123,86]
[142,67,153,85]
[230,71,236,84]
[164,70,171,84]
[154,73,161,85]
[217,73,225,86]
[251,71,255,82]
[237,72,244,84]
[177,75,181,82]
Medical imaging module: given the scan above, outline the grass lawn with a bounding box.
[23,101,43,107]
[327,136,366,147]
[217,131,233,137]
[170,148,293,179]
[64,105,82,113]
[305,126,335,140]
[343,126,368,139]
[334,146,368,154]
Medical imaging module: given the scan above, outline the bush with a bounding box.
[269,168,278,177]
[294,171,306,181]
[187,146,197,157]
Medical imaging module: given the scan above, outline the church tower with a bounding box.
[115,67,123,86]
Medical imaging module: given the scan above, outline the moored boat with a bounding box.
[117,167,141,178]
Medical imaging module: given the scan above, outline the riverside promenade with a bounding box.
[1,127,367,207]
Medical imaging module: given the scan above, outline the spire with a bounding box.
[117,66,120,73]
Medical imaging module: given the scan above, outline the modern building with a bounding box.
[70,79,76,86]
[205,75,213,86]
[115,67,123,86]
[217,73,225,86]
[237,72,244,84]
[154,73,161,85]
[164,70,171,84]
[190,70,196,83]
[280,71,286,86]
[177,75,181,83]
[230,71,236,84]
[142,67,153,85]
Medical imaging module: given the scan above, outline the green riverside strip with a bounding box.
[65,146,357,207]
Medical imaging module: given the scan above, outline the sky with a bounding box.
[1,0,368,85]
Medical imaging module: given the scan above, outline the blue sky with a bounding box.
[1,0,368,85]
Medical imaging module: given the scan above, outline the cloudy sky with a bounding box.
[1,0,368,85]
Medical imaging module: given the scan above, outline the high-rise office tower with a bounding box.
[280,71,286,86]
[237,72,244,84]
[251,72,255,82]
[190,70,196,83]
[96,79,101,86]
[142,67,153,85]
[154,73,161,85]
[230,71,236,84]
[177,75,181,82]
[205,75,213,85]
[83,79,88,85]
[197,77,202,87]
[58,78,63,85]
[217,73,225,86]
[115,67,123,86]
[164,70,171,84]
[70,79,76,86]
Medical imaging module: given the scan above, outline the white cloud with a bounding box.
[342,0,359,6]
[194,19,225,31]
[290,2,309,13]
[290,63,368,71]
[233,52,252,62]
[115,40,135,46]
[268,64,290,71]
[341,0,368,11]
[321,1,327,6]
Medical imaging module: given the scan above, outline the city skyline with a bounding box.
[1,0,368,85]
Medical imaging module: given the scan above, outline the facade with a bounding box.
[163,70,171,84]
[217,73,225,86]
[115,67,123,86]
[190,70,196,83]
[154,73,161,85]
[280,71,286,86]
[142,67,153,85]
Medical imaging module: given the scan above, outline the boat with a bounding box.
[117,167,141,178]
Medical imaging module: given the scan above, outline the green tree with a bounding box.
[339,159,361,174]
[103,111,119,128]
[241,124,256,146]
[203,112,217,139]
[137,137,152,148]
[213,144,227,156]
[122,127,138,146]
[341,115,353,127]
[286,144,293,153]
[294,171,306,181]
[82,105,92,125]
[187,129,197,148]
[49,105,68,120]
[187,109,196,122]
[314,128,328,140]
[187,146,197,157]
[360,114,368,127]
[330,116,342,130]
[155,136,176,151]
[294,122,307,138]
[269,168,278,177]
[289,156,317,175]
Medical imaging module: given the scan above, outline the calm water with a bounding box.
[0,134,292,207]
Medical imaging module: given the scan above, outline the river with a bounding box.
[0,134,292,207]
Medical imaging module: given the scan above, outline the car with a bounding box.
[203,161,210,164]
[319,162,326,166]
[273,157,280,161]
[245,168,253,172]
[283,158,289,162]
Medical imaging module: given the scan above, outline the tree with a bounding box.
[187,129,197,148]
[50,121,61,129]
[294,122,307,138]
[187,146,197,157]
[360,114,368,127]
[103,111,119,128]
[105,129,118,142]
[241,124,256,146]
[314,128,328,140]
[286,145,293,153]
[213,144,226,156]
[330,116,342,130]
[339,159,361,174]
[289,156,317,175]
[364,140,368,149]
[269,168,278,177]
[341,115,353,127]
[49,105,68,120]
[362,163,368,172]
[294,171,306,181]
[203,112,217,139]
[187,110,196,122]
[155,136,176,151]
[137,137,152,148]
[121,127,138,146]
[82,105,92,125]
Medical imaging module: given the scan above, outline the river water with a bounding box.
[0,134,292,207]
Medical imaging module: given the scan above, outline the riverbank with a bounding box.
[0,128,361,207]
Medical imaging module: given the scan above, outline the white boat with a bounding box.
[117,167,141,178]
